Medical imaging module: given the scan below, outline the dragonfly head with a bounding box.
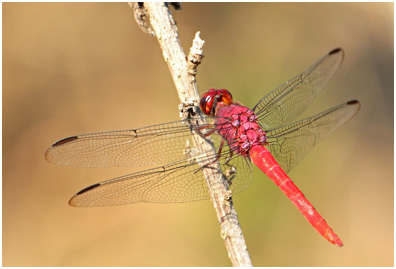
[200,89,233,116]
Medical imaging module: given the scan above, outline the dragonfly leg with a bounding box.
[195,139,237,189]
[194,138,226,174]
[223,151,238,186]
[194,125,216,138]
[194,126,237,186]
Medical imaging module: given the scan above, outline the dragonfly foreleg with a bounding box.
[193,138,226,174]
[223,151,238,187]
[194,124,216,138]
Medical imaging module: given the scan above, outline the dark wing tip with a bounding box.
[76,183,101,195]
[45,136,79,162]
[346,100,361,117]
[347,100,360,105]
[69,183,101,207]
[52,136,78,147]
[329,48,343,55]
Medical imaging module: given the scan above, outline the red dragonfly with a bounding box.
[45,48,360,247]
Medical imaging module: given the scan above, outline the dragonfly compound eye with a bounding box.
[200,89,216,115]
[200,89,234,116]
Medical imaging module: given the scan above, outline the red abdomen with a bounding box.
[249,145,344,246]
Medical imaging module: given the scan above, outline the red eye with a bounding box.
[200,89,233,116]
[217,89,233,105]
[200,89,216,115]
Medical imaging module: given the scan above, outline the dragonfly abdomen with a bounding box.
[249,145,344,246]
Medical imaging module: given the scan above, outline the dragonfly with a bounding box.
[45,48,360,247]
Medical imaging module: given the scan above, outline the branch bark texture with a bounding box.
[130,3,252,266]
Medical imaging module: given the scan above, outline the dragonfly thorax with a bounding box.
[215,104,267,157]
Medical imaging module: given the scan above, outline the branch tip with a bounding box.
[130,2,155,36]
[188,32,205,76]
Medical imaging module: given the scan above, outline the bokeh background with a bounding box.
[3,2,393,266]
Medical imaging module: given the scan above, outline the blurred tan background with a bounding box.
[3,2,393,266]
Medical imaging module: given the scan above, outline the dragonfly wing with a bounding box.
[69,141,253,206]
[265,100,360,173]
[45,119,216,168]
[254,48,345,129]
[69,159,211,206]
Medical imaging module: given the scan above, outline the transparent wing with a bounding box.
[68,140,253,207]
[265,100,360,173]
[46,116,255,206]
[253,48,345,129]
[45,119,217,168]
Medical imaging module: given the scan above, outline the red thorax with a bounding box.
[200,89,267,156]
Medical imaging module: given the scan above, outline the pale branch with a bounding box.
[129,2,252,267]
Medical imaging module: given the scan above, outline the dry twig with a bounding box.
[129,2,252,266]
